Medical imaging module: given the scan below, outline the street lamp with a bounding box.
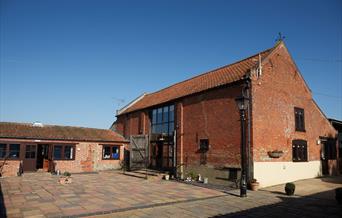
[235,94,249,197]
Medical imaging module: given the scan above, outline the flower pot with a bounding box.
[59,176,72,185]
[268,151,284,158]
[250,182,260,191]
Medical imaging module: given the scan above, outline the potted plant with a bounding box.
[268,150,284,158]
[285,182,295,195]
[249,178,260,191]
[59,171,72,184]
[164,171,170,180]
[335,188,342,204]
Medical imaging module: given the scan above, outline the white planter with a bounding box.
[165,175,170,180]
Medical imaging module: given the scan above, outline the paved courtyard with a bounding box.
[0,171,223,217]
[0,171,341,218]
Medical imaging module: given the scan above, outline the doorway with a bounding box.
[36,144,50,170]
[156,142,163,169]
[23,144,37,172]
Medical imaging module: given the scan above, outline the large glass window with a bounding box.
[9,144,20,159]
[151,105,175,135]
[0,144,7,158]
[102,145,120,160]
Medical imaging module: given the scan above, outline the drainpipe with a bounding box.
[244,77,252,183]
[180,102,184,179]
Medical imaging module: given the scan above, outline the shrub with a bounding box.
[336,188,342,204]
[285,182,295,195]
[187,171,196,180]
[63,171,71,177]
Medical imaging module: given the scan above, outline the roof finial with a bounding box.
[275,32,285,44]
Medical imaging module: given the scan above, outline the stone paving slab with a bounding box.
[0,171,223,217]
[91,176,342,218]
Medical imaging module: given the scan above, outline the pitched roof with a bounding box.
[0,122,127,142]
[119,46,274,115]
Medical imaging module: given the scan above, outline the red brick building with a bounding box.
[113,42,338,187]
[0,122,128,177]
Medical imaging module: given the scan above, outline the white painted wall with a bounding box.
[254,161,322,187]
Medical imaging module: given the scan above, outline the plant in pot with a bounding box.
[335,188,342,204]
[59,171,72,184]
[164,171,170,181]
[249,178,260,191]
[285,182,295,195]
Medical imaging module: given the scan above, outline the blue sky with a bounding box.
[1,0,341,129]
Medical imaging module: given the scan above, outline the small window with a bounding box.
[53,145,63,160]
[199,139,209,152]
[102,145,120,160]
[53,145,75,160]
[9,144,20,159]
[64,145,74,160]
[25,145,36,159]
[294,107,305,132]
[0,144,7,158]
[292,140,308,162]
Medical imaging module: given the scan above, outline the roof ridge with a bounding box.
[0,121,113,132]
[146,47,274,96]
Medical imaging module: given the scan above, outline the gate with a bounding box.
[129,135,149,171]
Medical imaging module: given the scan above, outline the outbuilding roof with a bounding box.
[118,45,274,115]
[0,122,127,142]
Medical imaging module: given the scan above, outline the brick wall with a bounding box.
[177,85,242,169]
[251,43,338,186]
[55,142,126,173]
[1,160,20,177]
[251,43,337,162]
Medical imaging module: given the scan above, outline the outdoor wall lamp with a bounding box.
[235,94,249,198]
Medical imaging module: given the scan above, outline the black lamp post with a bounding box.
[235,94,249,197]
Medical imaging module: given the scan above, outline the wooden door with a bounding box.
[23,144,37,172]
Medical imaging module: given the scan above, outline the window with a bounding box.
[292,140,308,162]
[151,105,175,135]
[199,139,209,152]
[0,144,7,158]
[294,107,305,132]
[9,144,20,159]
[53,145,75,160]
[64,145,74,160]
[102,145,120,160]
[25,145,36,159]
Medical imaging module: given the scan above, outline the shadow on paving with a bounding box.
[210,190,342,218]
[0,183,6,218]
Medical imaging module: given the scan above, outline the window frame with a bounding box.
[0,143,8,159]
[294,107,305,132]
[9,144,21,159]
[102,145,121,160]
[0,143,21,160]
[25,144,37,159]
[151,104,175,136]
[52,144,76,160]
[292,139,308,162]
